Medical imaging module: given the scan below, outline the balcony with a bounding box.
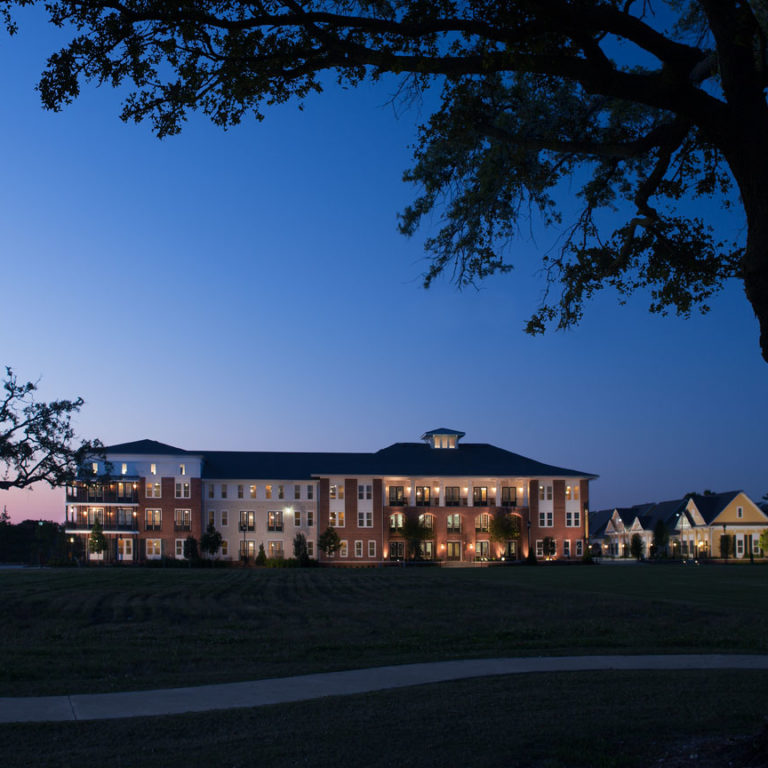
[66,519,138,532]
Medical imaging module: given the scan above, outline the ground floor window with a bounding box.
[476,540,489,560]
[89,550,104,561]
[422,540,433,560]
[354,540,363,558]
[307,541,314,557]
[389,541,404,560]
[736,536,744,557]
[146,539,162,559]
[563,540,571,558]
[367,540,376,558]
[536,540,544,558]
[221,539,228,557]
[175,539,185,559]
[268,541,284,559]
[446,541,461,561]
[117,538,133,560]
[575,540,583,557]
[240,540,256,559]
[339,540,348,558]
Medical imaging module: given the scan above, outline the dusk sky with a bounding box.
[1,9,766,522]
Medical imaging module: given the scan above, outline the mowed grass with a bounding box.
[0,564,766,697]
[2,671,767,768]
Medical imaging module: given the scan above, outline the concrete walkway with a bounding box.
[1,655,766,723]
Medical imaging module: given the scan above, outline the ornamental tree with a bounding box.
[0,367,101,491]
[4,2,768,360]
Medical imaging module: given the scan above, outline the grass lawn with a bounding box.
[0,563,765,697]
[2,671,767,768]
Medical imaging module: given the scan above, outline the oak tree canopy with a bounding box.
[6,0,768,361]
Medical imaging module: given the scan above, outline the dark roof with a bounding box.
[199,442,597,480]
[421,427,466,439]
[588,509,613,537]
[687,491,741,524]
[104,439,192,456]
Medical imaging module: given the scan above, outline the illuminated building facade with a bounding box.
[65,429,596,565]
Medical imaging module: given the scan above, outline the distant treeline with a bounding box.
[0,519,70,565]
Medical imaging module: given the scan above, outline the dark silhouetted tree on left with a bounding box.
[0,367,101,491]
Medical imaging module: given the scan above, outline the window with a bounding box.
[539,510,553,527]
[422,541,434,560]
[476,540,490,560]
[150,463,157,475]
[358,510,373,527]
[307,541,314,557]
[536,540,544,558]
[146,482,161,499]
[237,485,244,499]
[87,508,104,526]
[179,464,186,476]
[445,487,460,506]
[575,540,583,557]
[175,482,191,499]
[249,484,257,499]
[175,539,185,559]
[307,510,314,527]
[563,540,571,558]
[358,485,364,500]
[472,487,488,506]
[91,462,99,475]
[390,513,404,530]
[268,510,283,532]
[447,513,461,534]
[737,506,744,519]
[239,510,255,532]
[419,513,434,530]
[116,508,133,526]
[736,536,745,556]
[221,510,228,526]
[208,510,214,526]
[220,484,227,500]
[355,540,363,557]
[116,482,134,501]
[307,485,314,500]
[415,486,430,506]
[547,485,553,500]
[501,487,517,507]
[268,541,284,559]
[338,484,345,500]
[146,539,162,558]
[358,484,372,500]
[389,486,405,506]
[339,540,348,558]
[475,513,490,532]
[265,484,272,500]
[329,510,345,527]
[208,485,214,499]
[539,484,553,501]
[221,540,229,557]
[278,485,284,500]
[390,541,405,560]
[145,509,161,531]
[117,537,132,559]
[240,540,256,559]
[566,510,581,527]
[368,540,376,558]
[121,463,127,475]
[174,509,191,531]
[294,508,301,526]
[566,483,580,500]
[294,484,301,500]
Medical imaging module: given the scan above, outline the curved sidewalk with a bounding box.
[1,654,766,724]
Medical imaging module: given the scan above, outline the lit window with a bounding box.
[338,484,345,500]
[221,484,227,500]
[265,485,272,500]
[419,513,434,529]
[307,485,314,500]
[150,463,156,475]
[240,510,255,531]
[174,509,191,530]
[221,510,228,526]
[475,513,490,532]
[330,484,338,500]
[294,484,301,500]
[472,487,488,506]
[329,510,345,527]
[146,482,161,499]
[390,513,404,530]
[268,510,283,532]
[146,539,162,558]
[447,513,461,534]
[121,463,127,475]
[92,462,98,474]
[268,541,284,559]
[415,486,431,506]
[388,486,405,506]
[573,483,580,501]
[294,508,301,526]
[339,540,349,558]
[179,464,186,476]
[250,484,256,499]
[278,485,284,500]
[145,509,161,530]
[354,540,363,557]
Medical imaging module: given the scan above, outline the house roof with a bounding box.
[104,439,192,456]
[421,427,466,439]
[194,442,597,480]
[686,491,742,524]
[588,509,613,537]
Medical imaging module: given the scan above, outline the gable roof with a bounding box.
[686,491,742,524]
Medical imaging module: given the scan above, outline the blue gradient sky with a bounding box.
[1,10,766,521]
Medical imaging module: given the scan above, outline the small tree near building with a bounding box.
[489,511,520,557]
[760,530,768,558]
[317,526,341,558]
[183,535,199,565]
[401,516,429,560]
[720,534,733,562]
[542,537,556,559]
[255,542,267,566]
[293,532,309,565]
[88,519,107,562]
[630,533,644,561]
[652,520,669,559]
[199,523,222,561]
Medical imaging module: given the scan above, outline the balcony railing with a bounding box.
[66,519,138,531]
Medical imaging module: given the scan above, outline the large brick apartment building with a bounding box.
[64,428,597,565]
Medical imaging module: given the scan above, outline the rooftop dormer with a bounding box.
[421,428,466,449]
